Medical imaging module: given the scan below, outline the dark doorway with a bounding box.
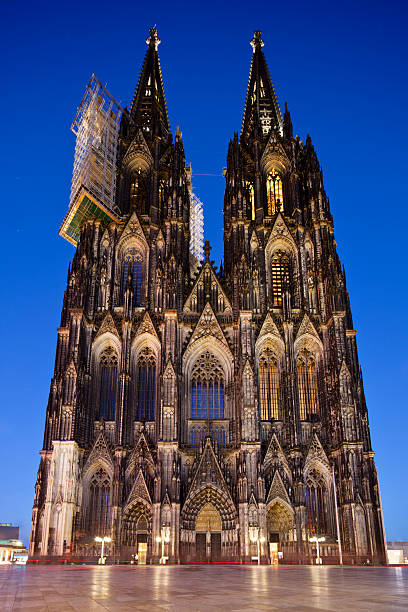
[210,533,221,562]
[196,533,207,562]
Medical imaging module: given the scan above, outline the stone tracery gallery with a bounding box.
[29,29,387,564]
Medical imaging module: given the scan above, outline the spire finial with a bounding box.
[146,27,161,50]
[204,240,211,261]
[250,30,264,52]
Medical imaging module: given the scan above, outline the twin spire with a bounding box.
[130,27,170,140]
[130,29,282,145]
[241,30,283,144]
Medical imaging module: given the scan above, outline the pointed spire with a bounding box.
[129,28,170,140]
[241,31,283,144]
[283,102,293,140]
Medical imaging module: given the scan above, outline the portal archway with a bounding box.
[180,486,238,562]
[266,498,295,563]
[121,501,152,563]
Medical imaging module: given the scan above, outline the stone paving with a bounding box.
[1,565,407,611]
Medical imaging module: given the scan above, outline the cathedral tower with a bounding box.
[30,29,387,565]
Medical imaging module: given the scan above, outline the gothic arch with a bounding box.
[81,463,113,538]
[266,497,295,533]
[120,499,153,551]
[180,485,237,531]
[91,335,121,422]
[183,336,233,384]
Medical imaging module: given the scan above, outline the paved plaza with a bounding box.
[1,565,407,611]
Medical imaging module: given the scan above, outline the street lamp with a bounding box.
[156,532,170,564]
[95,536,111,565]
[309,536,325,565]
[250,534,266,565]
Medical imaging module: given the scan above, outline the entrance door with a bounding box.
[210,533,221,562]
[196,533,207,562]
[138,542,147,564]
[269,543,278,566]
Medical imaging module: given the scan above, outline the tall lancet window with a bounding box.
[246,181,255,220]
[266,170,284,215]
[99,348,118,421]
[297,351,319,420]
[271,251,290,307]
[88,468,111,536]
[130,172,147,214]
[122,249,143,307]
[136,348,156,421]
[305,470,328,535]
[191,351,224,419]
[259,350,280,420]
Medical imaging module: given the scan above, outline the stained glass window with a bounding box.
[191,351,224,419]
[298,351,319,420]
[306,471,327,535]
[88,468,111,536]
[271,251,290,307]
[99,348,118,420]
[266,170,284,215]
[259,351,280,420]
[246,181,255,220]
[122,249,143,307]
[136,348,156,421]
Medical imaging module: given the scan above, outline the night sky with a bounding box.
[1,0,407,546]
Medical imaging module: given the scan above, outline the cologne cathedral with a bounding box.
[29,29,387,564]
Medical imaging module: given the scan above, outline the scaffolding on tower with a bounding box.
[189,192,204,262]
[60,74,126,245]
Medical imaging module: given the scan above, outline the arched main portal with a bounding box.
[120,501,152,563]
[180,487,238,563]
[195,503,222,562]
[266,499,295,563]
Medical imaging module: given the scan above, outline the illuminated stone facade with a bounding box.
[30,29,387,564]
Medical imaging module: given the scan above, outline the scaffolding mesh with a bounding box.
[190,192,204,261]
[70,74,124,211]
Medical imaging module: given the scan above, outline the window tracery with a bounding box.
[191,351,224,419]
[266,170,284,215]
[271,250,290,307]
[122,248,143,307]
[136,348,156,421]
[297,351,319,420]
[305,469,328,535]
[130,171,147,214]
[88,467,111,536]
[99,347,118,421]
[259,349,280,420]
[246,181,255,220]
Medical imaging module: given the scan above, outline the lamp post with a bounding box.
[156,530,170,564]
[250,532,266,565]
[95,536,111,565]
[309,536,325,565]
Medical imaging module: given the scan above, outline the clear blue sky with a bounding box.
[1,0,407,546]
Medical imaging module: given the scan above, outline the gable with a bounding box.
[184,262,232,314]
[266,470,291,505]
[135,311,159,341]
[304,433,330,472]
[83,432,114,475]
[263,433,291,477]
[125,469,152,508]
[119,210,148,247]
[184,302,231,354]
[95,312,120,341]
[256,312,283,348]
[266,213,297,254]
[184,438,232,504]
[295,313,322,348]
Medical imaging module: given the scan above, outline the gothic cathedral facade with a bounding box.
[30,29,387,564]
